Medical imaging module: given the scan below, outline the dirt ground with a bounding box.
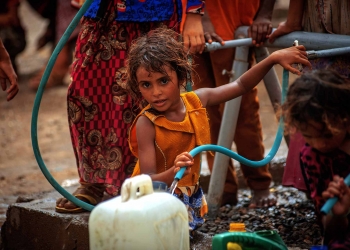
[0,1,293,198]
[0,1,78,197]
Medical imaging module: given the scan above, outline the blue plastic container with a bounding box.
[311,246,328,250]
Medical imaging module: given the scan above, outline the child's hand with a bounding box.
[202,11,224,45]
[182,13,205,54]
[173,152,194,175]
[248,17,273,47]
[0,42,18,101]
[271,45,312,75]
[322,175,350,217]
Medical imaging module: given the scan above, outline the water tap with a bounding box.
[222,69,234,79]
[293,40,303,72]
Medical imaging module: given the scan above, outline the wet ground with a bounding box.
[0,0,292,208]
[191,186,322,250]
[0,1,322,249]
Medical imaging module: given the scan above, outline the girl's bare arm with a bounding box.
[196,46,311,107]
[136,116,178,186]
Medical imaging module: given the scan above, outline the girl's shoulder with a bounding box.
[181,91,203,109]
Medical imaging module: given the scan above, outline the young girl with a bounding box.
[55,0,205,213]
[281,70,350,248]
[126,28,310,231]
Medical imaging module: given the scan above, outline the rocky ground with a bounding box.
[0,1,325,249]
[192,186,323,250]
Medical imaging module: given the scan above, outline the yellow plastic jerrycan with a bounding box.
[89,174,190,250]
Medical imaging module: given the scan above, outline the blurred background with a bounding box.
[0,0,293,199]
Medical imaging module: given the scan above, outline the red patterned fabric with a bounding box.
[300,144,350,248]
[68,3,179,196]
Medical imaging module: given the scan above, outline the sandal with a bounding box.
[55,183,105,213]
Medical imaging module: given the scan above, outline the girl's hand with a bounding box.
[173,152,194,176]
[182,13,205,54]
[202,11,224,45]
[271,45,311,75]
[322,175,350,217]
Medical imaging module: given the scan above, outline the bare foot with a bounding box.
[248,189,277,208]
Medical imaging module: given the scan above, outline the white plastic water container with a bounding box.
[89,175,190,250]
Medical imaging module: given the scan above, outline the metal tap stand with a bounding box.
[206,45,249,217]
[206,26,350,217]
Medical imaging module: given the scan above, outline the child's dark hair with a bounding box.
[126,28,193,106]
[282,69,350,133]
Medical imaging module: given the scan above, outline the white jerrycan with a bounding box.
[89,174,190,250]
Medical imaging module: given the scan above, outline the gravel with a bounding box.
[190,186,323,250]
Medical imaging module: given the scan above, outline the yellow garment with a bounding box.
[129,92,210,188]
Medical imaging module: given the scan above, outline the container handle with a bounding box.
[121,175,154,202]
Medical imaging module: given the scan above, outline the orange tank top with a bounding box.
[129,91,211,187]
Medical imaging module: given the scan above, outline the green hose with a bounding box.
[175,69,289,180]
[31,0,95,211]
[31,0,290,212]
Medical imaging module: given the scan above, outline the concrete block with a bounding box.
[1,187,90,250]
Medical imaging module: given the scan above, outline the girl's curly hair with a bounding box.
[281,69,350,134]
[126,28,194,108]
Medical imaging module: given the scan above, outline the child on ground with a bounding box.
[127,28,310,231]
[281,70,350,248]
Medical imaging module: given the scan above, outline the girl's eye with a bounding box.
[142,82,151,88]
[160,78,169,85]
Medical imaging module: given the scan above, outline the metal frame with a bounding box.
[206,26,350,217]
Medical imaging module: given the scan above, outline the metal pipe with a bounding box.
[206,26,350,51]
[234,26,350,50]
[206,27,350,217]
[307,46,350,59]
[205,38,252,52]
[254,47,290,146]
[206,46,249,218]
[254,47,281,109]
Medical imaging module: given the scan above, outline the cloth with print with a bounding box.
[84,0,205,22]
[68,0,180,196]
[300,144,350,248]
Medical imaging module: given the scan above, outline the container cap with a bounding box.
[152,181,168,192]
[229,223,246,232]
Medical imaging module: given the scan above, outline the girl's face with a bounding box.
[299,120,347,153]
[136,65,181,113]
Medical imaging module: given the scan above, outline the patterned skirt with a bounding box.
[173,186,208,232]
[68,3,179,196]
